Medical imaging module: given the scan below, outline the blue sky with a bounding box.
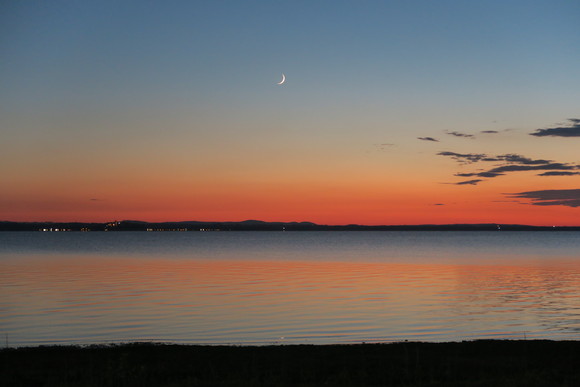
[3,0,579,112]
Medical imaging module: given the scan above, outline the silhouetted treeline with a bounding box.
[2,220,580,232]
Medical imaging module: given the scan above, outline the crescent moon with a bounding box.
[277,73,286,85]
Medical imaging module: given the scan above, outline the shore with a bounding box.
[2,340,580,386]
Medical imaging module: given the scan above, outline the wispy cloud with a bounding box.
[437,151,492,164]
[480,130,499,134]
[530,118,580,137]
[537,171,580,176]
[439,152,580,185]
[507,189,580,207]
[446,131,475,139]
[454,179,483,185]
[497,154,551,165]
[417,137,439,142]
[487,163,577,174]
[455,171,505,178]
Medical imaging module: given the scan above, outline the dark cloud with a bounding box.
[417,137,439,142]
[437,151,531,164]
[444,153,553,165]
[433,203,445,206]
[439,151,580,185]
[437,151,490,164]
[538,171,580,176]
[506,189,580,207]
[454,179,483,185]
[455,172,505,178]
[497,154,551,165]
[530,118,580,137]
[446,131,475,139]
[532,199,580,207]
[480,130,499,134]
[487,163,576,174]
[478,172,505,178]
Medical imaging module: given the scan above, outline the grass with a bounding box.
[2,340,580,386]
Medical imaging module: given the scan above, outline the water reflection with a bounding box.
[2,254,580,346]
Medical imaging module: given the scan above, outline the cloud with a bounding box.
[507,189,580,207]
[441,153,552,165]
[417,137,439,142]
[487,162,577,174]
[433,203,445,206]
[454,179,483,185]
[537,171,580,176]
[497,154,551,165]
[446,131,475,139]
[480,130,498,134]
[439,151,580,185]
[530,118,580,137]
[437,151,491,164]
[455,172,505,178]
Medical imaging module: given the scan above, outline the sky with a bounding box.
[1,0,580,225]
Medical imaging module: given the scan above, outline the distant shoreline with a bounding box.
[2,220,580,232]
[3,340,580,386]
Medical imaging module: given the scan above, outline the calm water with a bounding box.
[1,231,580,346]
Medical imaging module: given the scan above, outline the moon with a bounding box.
[277,73,286,85]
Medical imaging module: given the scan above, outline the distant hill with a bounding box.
[1,220,579,232]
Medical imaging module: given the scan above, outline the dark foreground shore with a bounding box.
[2,340,580,386]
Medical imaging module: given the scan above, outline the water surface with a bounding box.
[1,231,580,346]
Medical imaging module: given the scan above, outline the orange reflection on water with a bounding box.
[2,255,580,345]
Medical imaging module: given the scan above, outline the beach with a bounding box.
[3,340,580,386]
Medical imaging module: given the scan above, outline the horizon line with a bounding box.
[1,219,578,228]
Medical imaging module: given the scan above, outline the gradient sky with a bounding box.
[2,0,580,225]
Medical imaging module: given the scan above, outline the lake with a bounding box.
[1,231,580,346]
